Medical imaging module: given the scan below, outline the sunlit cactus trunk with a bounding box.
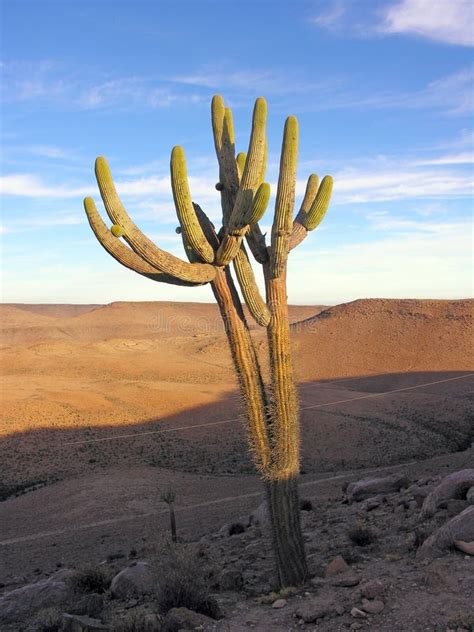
[84,94,333,587]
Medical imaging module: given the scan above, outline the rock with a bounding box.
[420,469,474,519]
[142,614,164,632]
[350,607,367,618]
[365,496,383,511]
[346,475,410,502]
[359,579,385,599]
[330,572,360,587]
[294,598,340,622]
[417,507,474,558]
[110,561,154,599]
[325,555,350,576]
[454,540,474,555]
[249,501,270,528]
[163,607,214,631]
[0,577,70,623]
[67,593,104,617]
[447,499,469,515]
[62,613,108,631]
[467,486,474,504]
[361,598,385,614]
[217,569,243,591]
[272,598,287,609]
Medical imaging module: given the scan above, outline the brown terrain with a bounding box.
[0,298,473,631]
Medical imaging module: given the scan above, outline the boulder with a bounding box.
[417,506,474,558]
[110,561,154,599]
[163,607,215,631]
[325,555,349,577]
[361,599,384,614]
[420,469,474,520]
[467,486,474,504]
[454,540,474,555]
[62,613,108,631]
[0,577,70,623]
[346,475,409,502]
[359,579,385,599]
[249,501,270,528]
[294,597,341,622]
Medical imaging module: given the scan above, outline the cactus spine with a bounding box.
[84,96,333,588]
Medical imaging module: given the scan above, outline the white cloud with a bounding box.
[0,174,92,198]
[288,219,472,303]
[311,3,346,29]
[381,0,474,47]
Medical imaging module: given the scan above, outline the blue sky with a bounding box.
[1,0,472,304]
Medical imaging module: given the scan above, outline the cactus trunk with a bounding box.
[266,477,307,586]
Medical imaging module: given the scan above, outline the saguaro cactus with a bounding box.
[84,95,333,587]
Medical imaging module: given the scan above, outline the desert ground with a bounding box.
[0,298,473,631]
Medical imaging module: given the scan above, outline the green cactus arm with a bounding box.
[228,97,267,229]
[288,174,319,250]
[94,156,216,284]
[289,175,333,250]
[84,197,199,286]
[236,151,247,181]
[233,246,270,327]
[270,116,298,277]
[170,146,215,263]
[216,181,270,266]
[211,96,239,224]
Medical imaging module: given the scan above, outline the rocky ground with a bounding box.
[1,463,473,631]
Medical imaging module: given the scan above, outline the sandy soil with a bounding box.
[0,298,472,630]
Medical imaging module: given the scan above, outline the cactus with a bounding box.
[161,490,177,543]
[84,95,333,587]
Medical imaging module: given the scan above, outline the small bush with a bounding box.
[299,499,313,511]
[33,607,63,632]
[67,566,111,594]
[347,525,377,547]
[111,610,163,632]
[228,522,245,535]
[154,545,219,619]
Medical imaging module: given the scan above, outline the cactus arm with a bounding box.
[84,197,198,286]
[228,97,267,230]
[236,151,247,181]
[270,116,298,277]
[94,156,216,284]
[216,181,270,266]
[211,96,239,225]
[289,175,333,250]
[170,146,215,263]
[233,245,270,327]
[211,267,271,474]
[288,174,319,250]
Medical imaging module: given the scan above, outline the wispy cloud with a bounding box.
[380,0,474,47]
[311,0,474,48]
[1,61,203,111]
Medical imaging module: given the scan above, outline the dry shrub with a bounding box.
[67,565,111,594]
[154,545,220,619]
[32,607,63,632]
[347,525,377,547]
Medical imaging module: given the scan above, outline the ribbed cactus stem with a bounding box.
[229,97,267,228]
[94,157,216,284]
[233,247,270,327]
[302,175,333,231]
[289,174,318,249]
[170,146,215,263]
[211,96,239,224]
[236,152,247,181]
[270,116,298,277]
[211,268,271,474]
[84,198,198,287]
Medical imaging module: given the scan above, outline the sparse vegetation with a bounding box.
[347,525,377,547]
[154,545,219,619]
[67,566,111,594]
[32,608,63,632]
[160,490,177,542]
[228,522,246,535]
